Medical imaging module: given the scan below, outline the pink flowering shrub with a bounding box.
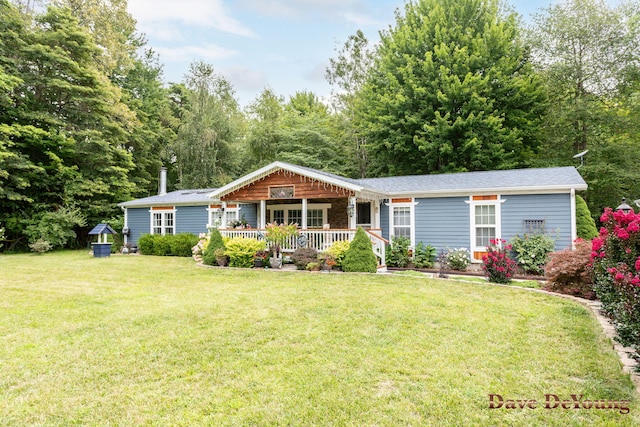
[591,207,640,360]
[482,239,518,284]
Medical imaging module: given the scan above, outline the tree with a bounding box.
[528,0,640,216]
[120,49,178,197]
[358,0,546,177]
[0,1,135,248]
[245,87,284,167]
[51,0,138,76]
[172,61,243,189]
[326,30,374,177]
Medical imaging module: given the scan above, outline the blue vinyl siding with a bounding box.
[239,204,257,228]
[175,205,209,235]
[501,194,573,251]
[379,202,389,241]
[414,197,470,253]
[127,208,150,246]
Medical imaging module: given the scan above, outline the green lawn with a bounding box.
[0,251,637,426]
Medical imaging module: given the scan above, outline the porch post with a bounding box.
[348,196,357,229]
[222,201,228,227]
[373,200,380,229]
[301,198,308,229]
[260,200,266,228]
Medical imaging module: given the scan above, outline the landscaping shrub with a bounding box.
[342,228,377,273]
[591,207,640,361]
[544,239,594,299]
[202,228,225,266]
[576,195,598,240]
[510,233,555,275]
[445,248,470,271]
[224,237,266,268]
[414,242,436,268]
[386,236,411,267]
[326,240,350,269]
[137,233,155,255]
[152,234,172,256]
[482,239,518,283]
[170,233,200,257]
[25,205,87,252]
[291,247,318,270]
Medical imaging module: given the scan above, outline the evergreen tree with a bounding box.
[359,0,546,176]
[342,227,378,273]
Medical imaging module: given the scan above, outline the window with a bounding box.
[469,195,502,261]
[288,209,302,226]
[392,206,411,238]
[272,209,285,224]
[207,204,240,228]
[523,219,545,233]
[267,203,331,227]
[307,209,323,228]
[151,210,174,235]
[226,210,238,225]
[475,205,496,247]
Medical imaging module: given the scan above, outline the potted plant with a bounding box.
[265,222,299,269]
[214,247,228,266]
[254,250,269,268]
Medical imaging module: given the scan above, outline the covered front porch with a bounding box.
[208,162,388,266]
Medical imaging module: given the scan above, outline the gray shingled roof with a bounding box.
[119,165,586,207]
[118,188,217,208]
[354,166,587,194]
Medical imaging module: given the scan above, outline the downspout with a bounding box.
[570,188,577,249]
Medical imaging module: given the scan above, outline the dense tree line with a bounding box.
[1,0,639,251]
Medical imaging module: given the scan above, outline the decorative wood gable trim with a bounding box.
[221,169,356,201]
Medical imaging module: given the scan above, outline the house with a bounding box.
[118,161,587,265]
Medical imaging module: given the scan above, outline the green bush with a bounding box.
[152,234,172,256]
[224,237,266,268]
[386,236,411,267]
[25,205,87,252]
[291,247,318,270]
[576,195,598,240]
[138,234,155,255]
[203,228,225,266]
[326,240,350,268]
[510,233,555,275]
[414,242,436,268]
[342,228,377,273]
[170,233,200,257]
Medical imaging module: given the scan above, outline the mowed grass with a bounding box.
[0,251,637,426]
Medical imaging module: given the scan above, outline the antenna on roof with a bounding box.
[573,149,589,169]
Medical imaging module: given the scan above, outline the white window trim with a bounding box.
[149,208,177,236]
[266,203,331,228]
[207,204,240,229]
[386,199,417,245]
[467,196,504,261]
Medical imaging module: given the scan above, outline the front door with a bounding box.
[356,202,371,229]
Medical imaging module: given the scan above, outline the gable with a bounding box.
[221,170,356,202]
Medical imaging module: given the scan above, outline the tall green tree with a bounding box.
[120,49,178,197]
[528,0,640,215]
[358,0,546,177]
[245,87,284,167]
[172,61,243,189]
[0,1,135,248]
[326,30,374,177]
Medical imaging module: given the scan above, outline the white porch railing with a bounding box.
[219,228,387,266]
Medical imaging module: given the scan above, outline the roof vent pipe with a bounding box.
[159,167,167,196]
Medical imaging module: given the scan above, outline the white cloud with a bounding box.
[128,0,257,38]
[236,0,368,21]
[155,44,239,63]
[222,66,268,92]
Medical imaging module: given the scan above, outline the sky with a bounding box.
[126,0,563,107]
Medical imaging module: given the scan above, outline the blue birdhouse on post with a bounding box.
[88,223,117,258]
